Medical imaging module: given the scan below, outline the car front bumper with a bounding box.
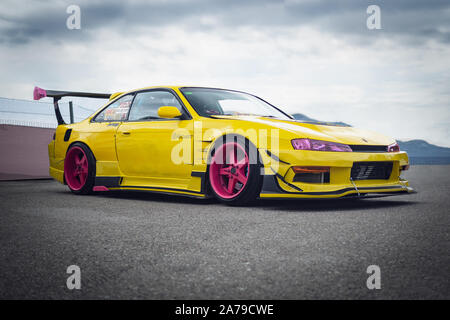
[259,149,415,199]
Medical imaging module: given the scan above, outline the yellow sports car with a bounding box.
[34,85,415,205]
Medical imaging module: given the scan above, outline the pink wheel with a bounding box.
[209,142,249,199]
[64,145,91,192]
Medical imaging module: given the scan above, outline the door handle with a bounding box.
[121,131,131,135]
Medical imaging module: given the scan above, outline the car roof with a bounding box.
[123,86,241,94]
[125,85,192,92]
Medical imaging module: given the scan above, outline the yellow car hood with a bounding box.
[213,116,395,146]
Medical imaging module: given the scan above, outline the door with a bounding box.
[87,94,134,175]
[116,90,193,187]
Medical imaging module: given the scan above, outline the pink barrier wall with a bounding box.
[0,125,54,180]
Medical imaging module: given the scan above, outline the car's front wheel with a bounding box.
[64,142,96,194]
[208,137,263,206]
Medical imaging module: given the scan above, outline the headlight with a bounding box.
[291,138,352,152]
[388,142,400,152]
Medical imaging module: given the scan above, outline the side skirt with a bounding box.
[94,175,206,198]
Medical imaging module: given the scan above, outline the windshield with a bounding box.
[180,88,291,119]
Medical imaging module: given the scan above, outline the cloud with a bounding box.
[1,0,449,45]
[0,0,449,146]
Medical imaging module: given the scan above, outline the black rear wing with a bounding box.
[33,86,111,125]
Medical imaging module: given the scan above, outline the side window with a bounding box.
[128,91,184,121]
[93,94,133,122]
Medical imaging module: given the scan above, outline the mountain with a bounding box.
[398,140,450,164]
[291,113,318,122]
[291,113,450,165]
[291,113,350,127]
[397,140,450,157]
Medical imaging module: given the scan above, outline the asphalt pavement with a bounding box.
[0,165,448,299]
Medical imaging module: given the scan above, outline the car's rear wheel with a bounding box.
[208,137,263,206]
[64,143,95,194]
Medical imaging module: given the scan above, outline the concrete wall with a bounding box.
[0,124,54,180]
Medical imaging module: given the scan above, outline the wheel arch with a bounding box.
[205,133,265,204]
[63,141,97,194]
[204,133,263,196]
[63,141,97,184]
[66,140,97,162]
[206,133,263,166]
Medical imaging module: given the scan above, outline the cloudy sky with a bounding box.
[1,0,449,146]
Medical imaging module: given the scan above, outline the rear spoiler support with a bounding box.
[33,86,111,125]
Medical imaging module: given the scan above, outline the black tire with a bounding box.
[64,142,96,195]
[207,135,263,206]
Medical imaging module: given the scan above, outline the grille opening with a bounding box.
[349,145,388,152]
[293,172,330,183]
[351,161,393,180]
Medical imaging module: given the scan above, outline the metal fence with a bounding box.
[0,118,57,129]
[0,97,100,129]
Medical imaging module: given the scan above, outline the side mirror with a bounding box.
[157,106,182,119]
